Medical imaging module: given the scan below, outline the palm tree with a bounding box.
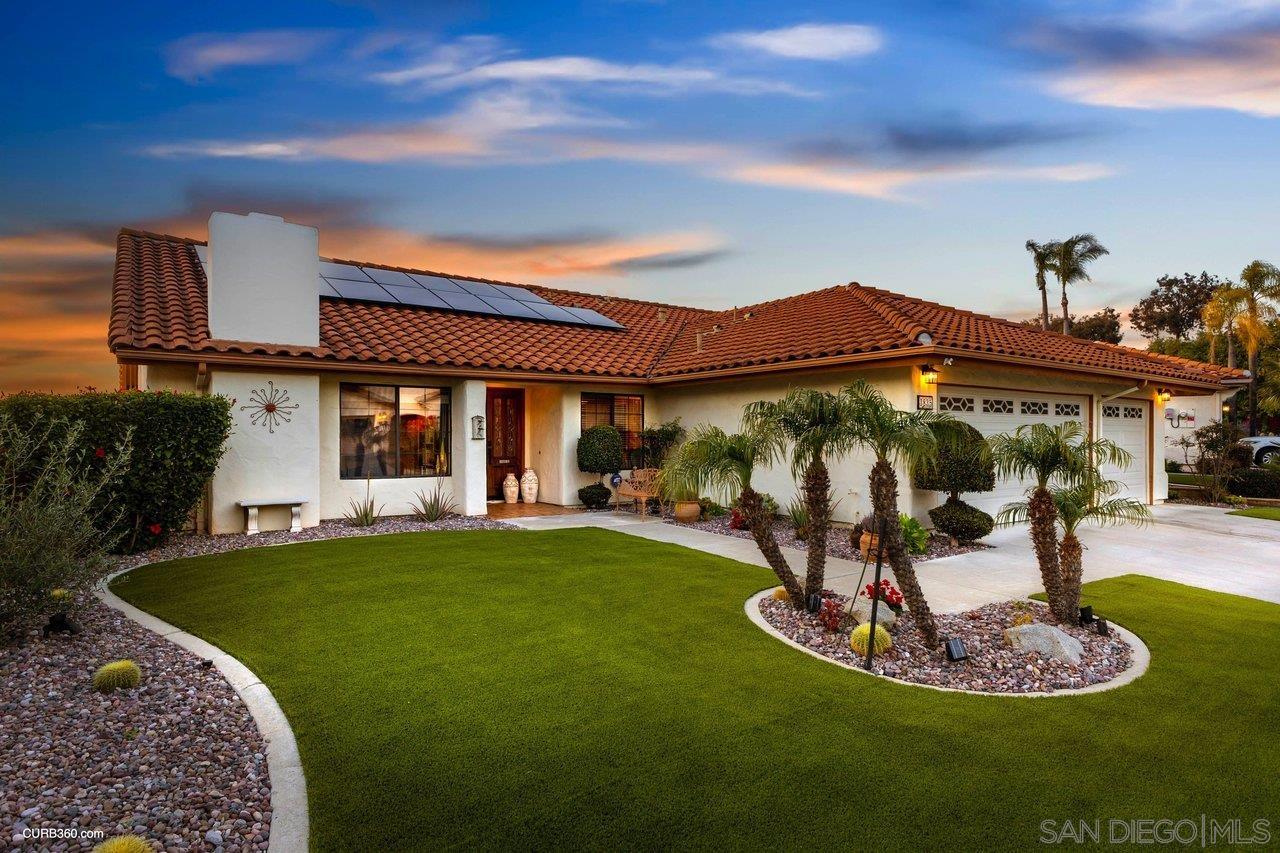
[1235,261,1280,435]
[1202,284,1243,368]
[997,473,1151,618]
[744,389,859,601]
[988,422,1130,623]
[1025,239,1058,331]
[663,424,804,606]
[1048,234,1109,335]
[839,379,960,648]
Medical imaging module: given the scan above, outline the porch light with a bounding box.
[1157,388,1172,404]
[919,364,939,385]
[470,414,485,441]
[944,638,968,662]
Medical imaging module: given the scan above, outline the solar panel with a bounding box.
[320,262,373,282]
[318,276,341,298]
[382,285,451,309]
[561,306,626,330]
[490,283,547,304]
[329,280,391,302]
[484,297,545,320]
[526,302,583,324]
[455,279,507,299]
[362,267,415,287]
[407,273,464,292]
[436,290,500,315]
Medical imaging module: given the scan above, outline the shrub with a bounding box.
[344,477,382,526]
[1164,458,1182,474]
[728,508,746,530]
[0,391,231,552]
[1227,467,1280,499]
[912,421,995,499]
[1011,612,1035,627]
[818,598,843,632]
[93,659,142,692]
[786,496,810,541]
[849,622,893,656]
[1,416,129,640]
[758,492,780,518]
[638,419,685,469]
[928,497,995,543]
[697,497,726,520]
[578,482,612,509]
[411,481,457,522]
[93,836,151,853]
[577,425,623,477]
[899,513,929,555]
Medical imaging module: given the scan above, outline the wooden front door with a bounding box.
[486,388,524,499]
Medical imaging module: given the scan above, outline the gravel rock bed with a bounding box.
[668,514,989,563]
[759,596,1134,694]
[112,513,517,573]
[1,599,271,850]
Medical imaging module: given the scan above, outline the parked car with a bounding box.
[1239,436,1280,466]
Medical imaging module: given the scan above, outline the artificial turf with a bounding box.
[110,529,1280,851]
[1228,506,1280,521]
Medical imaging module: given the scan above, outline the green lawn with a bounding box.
[1168,472,1213,486]
[110,530,1280,851]
[1228,507,1280,521]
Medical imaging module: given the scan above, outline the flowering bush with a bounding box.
[862,579,905,612]
[817,598,844,632]
[729,508,746,529]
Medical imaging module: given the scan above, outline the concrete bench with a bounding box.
[238,499,307,535]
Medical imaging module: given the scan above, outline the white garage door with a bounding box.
[935,386,1089,517]
[1099,401,1149,503]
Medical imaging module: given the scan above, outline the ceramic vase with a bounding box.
[503,473,519,503]
[520,467,539,504]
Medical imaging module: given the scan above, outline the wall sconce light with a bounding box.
[1157,388,1172,404]
[919,364,939,385]
[470,414,485,441]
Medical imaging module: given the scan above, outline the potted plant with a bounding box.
[659,465,703,523]
[854,513,880,561]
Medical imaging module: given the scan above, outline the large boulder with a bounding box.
[844,597,898,629]
[1003,623,1083,665]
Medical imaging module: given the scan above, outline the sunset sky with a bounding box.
[4,0,1280,392]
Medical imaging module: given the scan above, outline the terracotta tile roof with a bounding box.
[109,228,1245,388]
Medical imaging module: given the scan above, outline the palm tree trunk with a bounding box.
[1038,276,1050,330]
[869,460,939,647]
[1028,486,1067,622]
[801,459,831,600]
[1249,351,1260,437]
[1060,282,1071,335]
[1059,532,1083,621]
[740,486,804,607]
[1227,335,1235,369]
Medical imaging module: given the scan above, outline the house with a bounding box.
[109,211,1249,533]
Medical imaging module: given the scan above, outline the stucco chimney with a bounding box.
[207,212,319,347]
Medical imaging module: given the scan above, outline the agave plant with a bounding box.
[998,472,1151,618]
[344,476,383,527]
[412,481,458,523]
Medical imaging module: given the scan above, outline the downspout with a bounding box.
[1099,381,1145,404]
[195,362,211,534]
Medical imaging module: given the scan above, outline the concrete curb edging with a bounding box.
[98,569,309,852]
[745,589,1151,698]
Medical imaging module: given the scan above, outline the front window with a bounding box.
[340,383,451,478]
[580,393,644,468]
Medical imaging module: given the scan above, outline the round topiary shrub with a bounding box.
[770,586,790,601]
[93,835,151,853]
[92,659,142,693]
[577,425,624,477]
[577,483,612,510]
[913,421,995,498]
[849,622,893,656]
[928,497,995,543]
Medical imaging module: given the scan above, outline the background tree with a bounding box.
[1235,261,1280,435]
[1025,239,1057,330]
[1049,234,1109,335]
[744,389,858,601]
[1018,308,1122,343]
[1129,272,1221,341]
[1202,285,1244,368]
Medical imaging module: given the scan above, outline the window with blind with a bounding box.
[580,393,645,468]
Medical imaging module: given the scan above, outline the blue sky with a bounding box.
[3,0,1280,390]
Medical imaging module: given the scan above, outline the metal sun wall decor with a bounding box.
[240,380,300,433]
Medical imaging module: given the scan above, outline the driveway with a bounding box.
[510,504,1280,612]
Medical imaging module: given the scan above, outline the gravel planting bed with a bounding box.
[668,514,988,563]
[1,599,271,850]
[759,595,1134,694]
[112,514,517,573]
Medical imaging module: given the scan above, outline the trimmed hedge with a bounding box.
[1227,467,1280,499]
[0,391,231,552]
[578,483,612,510]
[912,422,995,498]
[577,425,623,475]
[928,497,995,543]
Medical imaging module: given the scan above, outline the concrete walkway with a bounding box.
[507,504,1280,611]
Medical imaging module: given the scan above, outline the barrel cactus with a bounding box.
[92,659,142,693]
[770,586,790,601]
[93,835,151,853]
[850,622,893,656]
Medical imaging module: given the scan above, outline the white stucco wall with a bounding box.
[208,369,321,534]
[139,363,198,393]
[1163,393,1222,465]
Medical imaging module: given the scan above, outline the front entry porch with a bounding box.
[486,501,583,520]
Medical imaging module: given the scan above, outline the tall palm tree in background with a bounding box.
[663,424,805,605]
[1025,239,1058,330]
[1049,234,1110,335]
[744,389,858,601]
[998,472,1151,620]
[839,379,958,648]
[1202,284,1244,368]
[989,422,1129,623]
[1235,261,1280,435]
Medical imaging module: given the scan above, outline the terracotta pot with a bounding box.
[674,500,702,524]
[859,531,881,561]
[502,473,519,504]
[519,467,539,503]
